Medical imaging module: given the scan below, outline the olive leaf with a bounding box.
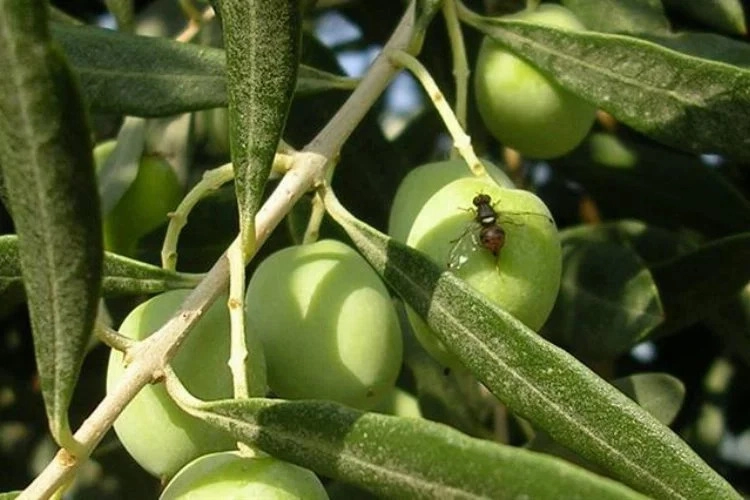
[527,372,686,472]
[650,231,750,335]
[0,235,202,314]
[662,0,746,35]
[459,4,750,162]
[0,0,102,448]
[169,394,647,499]
[322,189,740,499]
[542,222,664,359]
[562,0,670,34]
[212,0,301,253]
[642,31,750,69]
[51,23,355,117]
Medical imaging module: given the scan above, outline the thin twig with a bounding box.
[387,49,485,177]
[442,1,470,131]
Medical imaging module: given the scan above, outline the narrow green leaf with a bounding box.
[663,0,746,35]
[543,222,664,359]
[323,190,739,499]
[214,0,301,251]
[562,0,670,34]
[176,397,647,499]
[0,0,102,447]
[100,252,202,295]
[651,232,750,333]
[557,133,750,237]
[0,492,20,500]
[51,23,355,117]
[527,372,685,471]
[460,7,750,161]
[642,32,750,69]
[0,235,201,309]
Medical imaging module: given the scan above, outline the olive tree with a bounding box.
[1,0,749,498]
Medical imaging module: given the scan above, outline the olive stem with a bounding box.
[178,0,204,23]
[442,0,470,132]
[20,4,423,498]
[94,321,134,352]
[163,364,208,408]
[386,49,485,177]
[454,1,481,24]
[227,242,250,399]
[303,193,326,245]
[302,160,335,245]
[160,163,235,271]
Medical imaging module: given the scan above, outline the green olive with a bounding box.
[474,5,596,158]
[94,140,183,256]
[245,239,402,410]
[406,176,561,369]
[106,290,266,478]
[160,451,328,500]
[388,159,514,243]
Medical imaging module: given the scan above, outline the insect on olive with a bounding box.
[447,193,553,269]
[472,193,505,256]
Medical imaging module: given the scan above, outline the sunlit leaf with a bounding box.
[173,396,647,499]
[213,0,301,252]
[323,189,740,499]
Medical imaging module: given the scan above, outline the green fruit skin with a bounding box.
[107,290,267,478]
[388,159,514,243]
[405,177,561,369]
[160,451,328,500]
[245,239,403,410]
[474,4,596,159]
[94,140,183,256]
[374,387,422,419]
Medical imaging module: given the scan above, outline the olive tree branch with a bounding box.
[442,0,470,131]
[386,49,484,177]
[19,3,419,499]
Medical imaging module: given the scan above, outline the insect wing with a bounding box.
[447,225,481,270]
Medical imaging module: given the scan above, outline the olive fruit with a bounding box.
[388,159,514,243]
[160,451,328,500]
[406,176,561,369]
[474,4,596,159]
[375,387,422,419]
[106,290,267,478]
[94,140,183,256]
[245,239,402,410]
